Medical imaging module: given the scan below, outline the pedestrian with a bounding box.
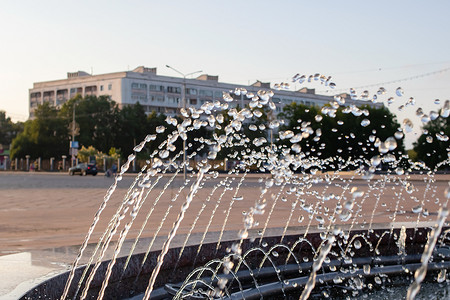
[112,163,118,176]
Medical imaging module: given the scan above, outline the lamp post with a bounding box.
[70,101,79,167]
[165,65,202,181]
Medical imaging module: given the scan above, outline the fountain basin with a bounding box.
[19,225,449,299]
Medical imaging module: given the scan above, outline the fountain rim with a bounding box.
[18,223,449,300]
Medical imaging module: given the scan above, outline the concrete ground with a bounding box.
[0,171,448,299]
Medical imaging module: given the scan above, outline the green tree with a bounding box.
[279,103,404,169]
[114,102,149,156]
[59,95,120,153]
[413,114,449,170]
[10,103,67,159]
[0,111,23,147]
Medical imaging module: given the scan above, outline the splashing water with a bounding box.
[58,75,450,300]
[406,207,448,300]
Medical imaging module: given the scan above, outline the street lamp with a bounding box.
[166,65,202,181]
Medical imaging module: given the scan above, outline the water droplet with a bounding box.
[426,136,433,143]
[145,134,157,142]
[377,87,386,95]
[402,118,413,133]
[340,211,352,221]
[371,156,381,167]
[353,277,363,290]
[421,114,430,124]
[395,167,404,175]
[406,97,415,106]
[315,114,323,122]
[253,110,263,118]
[159,150,169,159]
[378,142,389,154]
[361,90,369,99]
[445,187,450,199]
[385,137,397,151]
[363,264,371,275]
[406,182,414,194]
[437,269,447,283]
[396,87,404,97]
[351,187,365,198]
[412,205,422,213]
[361,119,370,127]
[354,240,362,249]
[156,125,166,133]
[436,133,449,142]
[435,99,441,105]
[223,92,234,102]
[133,141,146,152]
[249,124,258,131]
[394,131,404,139]
[429,110,439,121]
[316,215,325,224]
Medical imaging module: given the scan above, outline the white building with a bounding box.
[29,66,379,118]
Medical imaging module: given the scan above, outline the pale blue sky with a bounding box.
[1,0,449,147]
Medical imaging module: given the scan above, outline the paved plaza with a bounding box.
[0,171,448,298]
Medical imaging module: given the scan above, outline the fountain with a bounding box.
[20,74,450,299]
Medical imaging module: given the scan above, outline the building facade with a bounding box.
[29,66,379,118]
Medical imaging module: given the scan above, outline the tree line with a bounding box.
[1,95,448,170]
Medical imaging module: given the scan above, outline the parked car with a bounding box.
[68,163,98,176]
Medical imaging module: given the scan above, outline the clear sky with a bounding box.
[1,0,449,148]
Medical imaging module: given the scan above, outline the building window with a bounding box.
[131,82,147,90]
[167,86,181,94]
[108,84,112,90]
[199,90,213,97]
[214,91,222,98]
[150,85,164,92]
[189,99,197,105]
[168,97,180,104]
[186,88,197,95]
[100,85,104,91]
